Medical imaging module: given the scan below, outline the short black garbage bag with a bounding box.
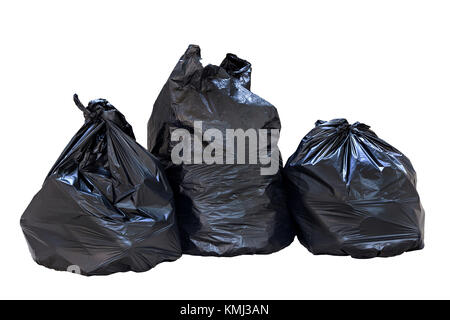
[21,95,181,275]
[147,45,294,256]
[284,119,425,258]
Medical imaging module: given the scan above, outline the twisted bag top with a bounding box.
[148,45,294,256]
[21,95,181,276]
[284,119,425,258]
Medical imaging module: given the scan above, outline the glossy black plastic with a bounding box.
[284,119,425,258]
[21,95,181,275]
[147,45,294,256]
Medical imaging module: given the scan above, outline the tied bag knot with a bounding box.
[73,94,135,139]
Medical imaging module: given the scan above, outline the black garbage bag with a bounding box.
[284,119,425,258]
[147,45,294,256]
[20,95,181,275]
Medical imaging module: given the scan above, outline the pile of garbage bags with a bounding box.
[20,45,425,276]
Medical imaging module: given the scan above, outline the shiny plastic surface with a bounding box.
[147,45,294,256]
[21,95,181,275]
[284,119,425,258]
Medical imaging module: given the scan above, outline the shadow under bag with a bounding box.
[21,95,181,275]
[147,45,294,256]
[283,119,425,258]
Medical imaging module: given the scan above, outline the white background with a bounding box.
[1,0,449,299]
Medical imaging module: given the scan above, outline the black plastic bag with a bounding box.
[21,95,181,275]
[284,119,425,258]
[147,45,294,256]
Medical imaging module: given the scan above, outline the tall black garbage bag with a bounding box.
[21,95,181,275]
[147,45,294,256]
[284,119,425,258]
